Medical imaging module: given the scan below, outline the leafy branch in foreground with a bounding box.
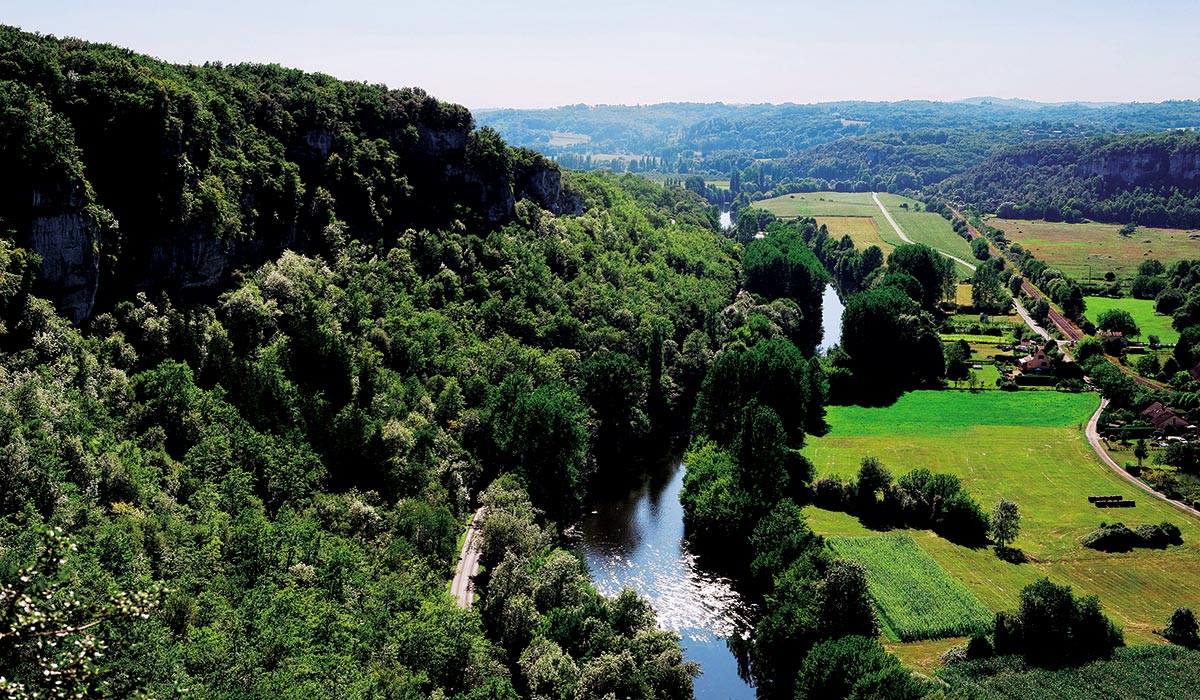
[0,527,163,700]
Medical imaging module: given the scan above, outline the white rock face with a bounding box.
[28,196,100,324]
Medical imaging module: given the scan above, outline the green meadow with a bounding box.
[755,191,974,274]
[1084,295,1180,345]
[803,390,1200,644]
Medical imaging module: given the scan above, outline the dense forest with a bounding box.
[0,26,747,699]
[936,132,1200,228]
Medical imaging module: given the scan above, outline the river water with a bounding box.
[577,284,844,699]
[578,461,754,699]
[817,283,845,352]
[720,209,732,230]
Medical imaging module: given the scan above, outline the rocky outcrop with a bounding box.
[514,163,584,217]
[0,28,579,324]
[416,126,469,159]
[1077,149,1200,186]
[27,189,100,324]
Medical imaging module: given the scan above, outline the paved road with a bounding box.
[873,193,977,272]
[1084,398,1200,519]
[451,507,485,608]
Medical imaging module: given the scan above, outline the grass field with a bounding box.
[547,131,590,146]
[754,191,891,222]
[802,390,1200,645]
[754,192,974,275]
[877,193,975,263]
[1084,296,1180,345]
[990,218,1200,284]
[813,216,896,255]
[937,646,1200,699]
[955,283,973,306]
[828,534,993,642]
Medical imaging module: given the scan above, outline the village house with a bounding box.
[1017,344,1051,372]
[1140,401,1192,432]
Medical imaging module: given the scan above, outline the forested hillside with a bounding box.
[480,100,1200,225]
[0,27,742,699]
[477,100,1200,189]
[936,132,1200,228]
[0,25,580,324]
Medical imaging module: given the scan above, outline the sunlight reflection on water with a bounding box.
[577,462,755,698]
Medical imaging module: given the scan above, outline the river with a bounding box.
[576,286,845,699]
[719,209,732,230]
[578,460,754,699]
[817,283,845,353]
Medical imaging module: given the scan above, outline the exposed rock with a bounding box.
[303,130,335,157]
[1077,150,1200,185]
[27,189,100,324]
[515,163,584,217]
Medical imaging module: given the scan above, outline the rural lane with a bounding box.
[872,192,978,272]
[1085,398,1200,519]
[451,507,485,608]
[874,194,1054,344]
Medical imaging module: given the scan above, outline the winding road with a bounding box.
[451,507,485,608]
[1085,398,1200,519]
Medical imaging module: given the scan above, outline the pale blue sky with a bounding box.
[6,0,1199,108]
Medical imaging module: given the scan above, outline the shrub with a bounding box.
[1081,521,1183,552]
[1162,607,1200,649]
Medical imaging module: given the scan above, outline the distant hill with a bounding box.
[956,96,1121,110]
[935,131,1200,227]
[475,100,1200,198]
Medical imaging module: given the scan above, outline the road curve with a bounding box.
[872,192,977,272]
[451,507,485,608]
[1085,398,1200,519]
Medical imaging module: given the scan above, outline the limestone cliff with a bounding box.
[1076,149,1200,186]
[0,28,578,323]
[28,188,100,324]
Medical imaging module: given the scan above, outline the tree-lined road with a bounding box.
[451,507,485,608]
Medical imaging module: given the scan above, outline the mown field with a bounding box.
[877,193,975,263]
[754,191,890,221]
[802,390,1200,645]
[754,192,974,275]
[1084,296,1180,345]
[547,131,590,146]
[828,534,992,642]
[813,216,896,254]
[937,646,1200,699]
[990,218,1200,284]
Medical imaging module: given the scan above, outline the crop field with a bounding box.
[802,390,1200,644]
[989,218,1200,284]
[813,216,896,254]
[937,646,1200,699]
[827,534,992,641]
[1084,296,1180,345]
